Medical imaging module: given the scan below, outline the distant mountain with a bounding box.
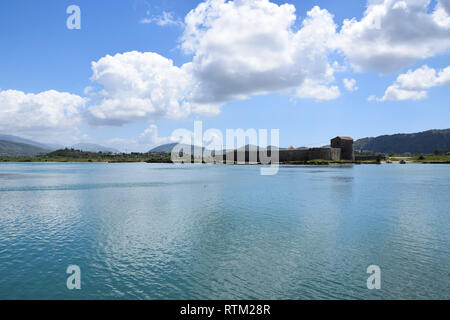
[268,146,287,150]
[354,129,450,154]
[149,143,178,153]
[71,143,119,154]
[0,134,61,150]
[0,140,49,157]
[149,143,206,155]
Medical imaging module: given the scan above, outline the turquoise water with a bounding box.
[0,162,448,300]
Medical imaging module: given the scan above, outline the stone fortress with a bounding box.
[225,136,355,163]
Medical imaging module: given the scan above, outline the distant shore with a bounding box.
[2,147,450,165]
[1,156,449,165]
[1,148,450,165]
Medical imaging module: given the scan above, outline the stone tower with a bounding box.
[331,136,354,161]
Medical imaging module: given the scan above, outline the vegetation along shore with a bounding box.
[1,148,449,165]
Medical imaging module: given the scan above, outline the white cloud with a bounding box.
[438,65,450,84]
[181,1,339,104]
[378,65,450,101]
[86,1,344,126]
[0,89,86,143]
[395,65,438,90]
[435,0,450,26]
[83,0,450,127]
[381,86,428,101]
[296,80,340,101]
[100,0,450,115]
[86,51,218,125]
[343,78,359,92]
[336,0,450,73]
[140,11,184,27]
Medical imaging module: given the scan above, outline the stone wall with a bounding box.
[306,148,341,161]
[224,147,341,163]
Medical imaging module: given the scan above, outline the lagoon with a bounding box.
[0,162,448,299]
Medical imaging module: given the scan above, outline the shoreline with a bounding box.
[1,159,449,165]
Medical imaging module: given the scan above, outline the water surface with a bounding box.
[0,163,448,299]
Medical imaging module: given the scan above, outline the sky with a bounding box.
[0,0,449,151]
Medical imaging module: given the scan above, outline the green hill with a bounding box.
[45,148,102,159]
[354,129,450,154]
[0,140,50,157]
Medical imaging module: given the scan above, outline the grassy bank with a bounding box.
[408,155,450,163]
[1,149,449,165]
[285,159,382,165]
[0,149,173,163]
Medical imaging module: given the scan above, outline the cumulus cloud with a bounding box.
[106,0,450,113]
[438,65,450,84]
[381,87,428,101]
[343,78,359,92]
[86,1,345,126]
[336,0,450,73]
[181,0,339,104]
[0,89,86,143]
[86,51,219,125]
[296,80,340,101]
[84,0,450,127]
[378,65,450,101]
[435,0,450,25]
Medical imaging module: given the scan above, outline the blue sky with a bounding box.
[0,0,449,151]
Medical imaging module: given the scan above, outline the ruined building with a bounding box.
[331,136,355,161]
[224,136,355,163]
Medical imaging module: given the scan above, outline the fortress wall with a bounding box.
[330,148,341,161]
[280,148,341,162]
[224,149,310,163]
[224,150,262,164]
[279,149,310,162]
[224,148,341,163]
[308,148,331,160]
